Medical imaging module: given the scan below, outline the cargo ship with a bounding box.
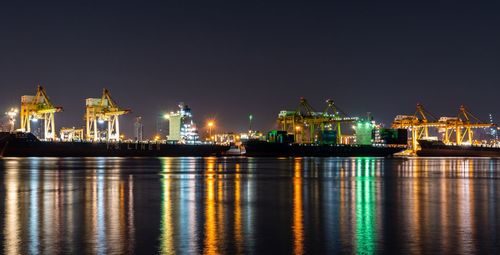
[417,139,500,157]
[242,127,407,157]
[0,132,230,157]
[243,140,405,157]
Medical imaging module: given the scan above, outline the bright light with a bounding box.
[5,108,18,118]
[163,114,170,120]
[31,118,38,122]
[207,121,214,128]
[295,126,301,131]
[98,119,105,124]
[154,135,160,141]
[5,107,18,132]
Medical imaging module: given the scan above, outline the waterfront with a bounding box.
[0,157,499,254]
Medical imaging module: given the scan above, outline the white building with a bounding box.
[166,103,199,143]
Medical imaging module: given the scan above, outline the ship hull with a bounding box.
[0,132,229,157]
[243,141,404,157]
[417,140,500,157]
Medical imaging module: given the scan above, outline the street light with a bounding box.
[249,114,253,132]
[207,120,215,141]
[295,125,301,143]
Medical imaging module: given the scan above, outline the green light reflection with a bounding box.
[355,158,377,255]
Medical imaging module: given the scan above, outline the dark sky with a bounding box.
[1,0,499,137]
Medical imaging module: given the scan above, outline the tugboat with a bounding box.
[417,139,500,157]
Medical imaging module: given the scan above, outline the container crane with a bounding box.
[85,88,130,141]
[393,103,495,151]
[440,105,493,145]
[322,99,356,144]
[277,97,357,144]
[20,85,62,140]
[392,103,442,151]
[278,97,315,143]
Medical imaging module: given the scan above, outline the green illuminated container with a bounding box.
[355,122,373,145]
[320,130,337,145]
[267,130,293,144]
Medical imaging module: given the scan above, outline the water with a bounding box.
[0,157,499,254]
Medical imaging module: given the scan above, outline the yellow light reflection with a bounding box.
[292,158,304,255]
[217,178,225,249]
[4,164,20,255]
[234,163,242,253]
[204,175,219,255]
[159,158,174,254]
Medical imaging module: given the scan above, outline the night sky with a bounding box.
[1,0,499,137]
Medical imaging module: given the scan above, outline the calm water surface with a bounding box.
[0,157,499,254]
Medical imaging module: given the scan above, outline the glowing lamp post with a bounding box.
[249,114,253,132]
[295,125,301,143]
[207,121,214,141]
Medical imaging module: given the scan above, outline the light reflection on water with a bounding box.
[0,157,500,254]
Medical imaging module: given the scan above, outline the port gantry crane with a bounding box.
[440,105,494,145]
[393,103,495,152]
[277,97,357,144]
[392,103,442,151]
[20,85,62,140]
[85,88,130,141]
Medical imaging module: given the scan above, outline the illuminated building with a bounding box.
[166,103,199,143]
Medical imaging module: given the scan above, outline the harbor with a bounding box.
[1,85,499,157]
[2,1,500,254]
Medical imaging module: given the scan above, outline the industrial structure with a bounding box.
[20,85,62,140]
[488,114,498,140]
[85,89,130,141]
[4,108,18,132]
[60,127,84,141]
[277,98,358,144]
[392,103,494,152]
[134,116,143,141]
[165,103,199,143]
